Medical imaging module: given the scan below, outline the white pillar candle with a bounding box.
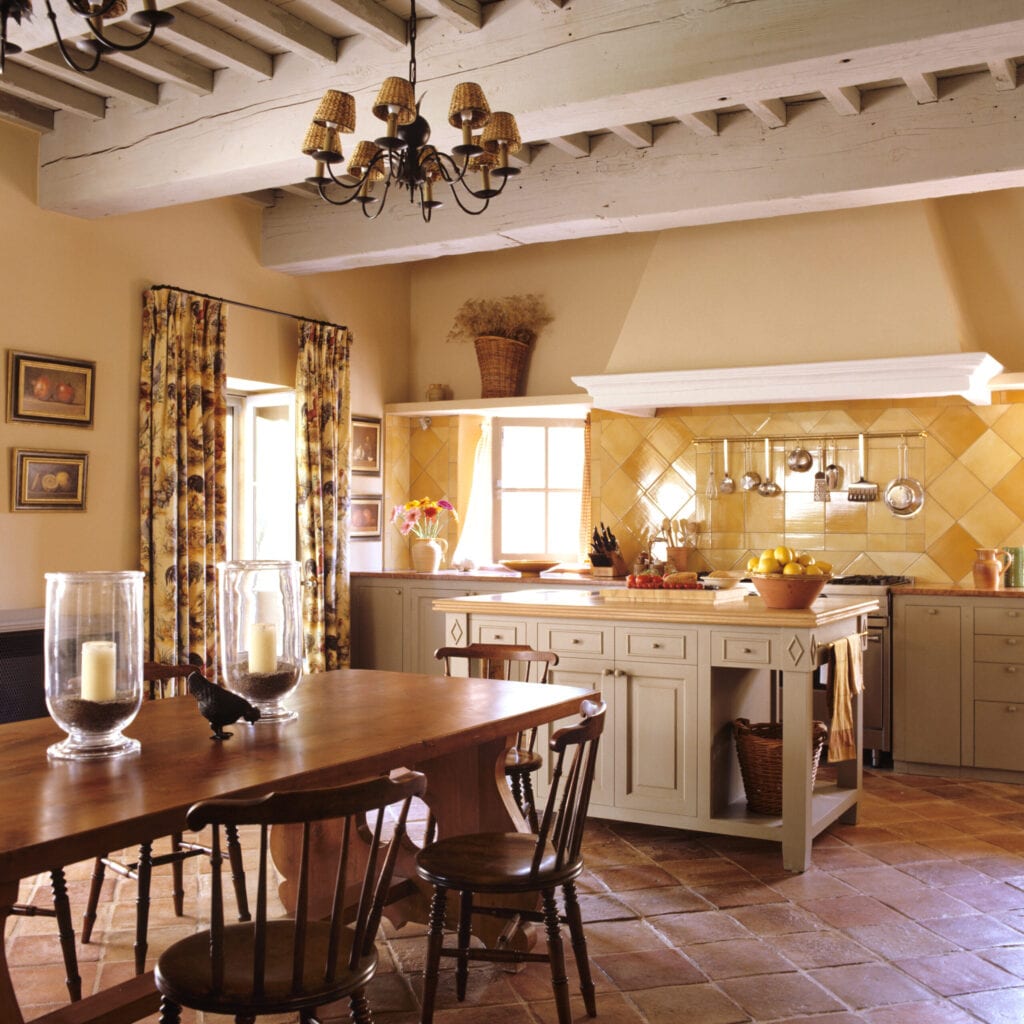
[81,640,117,702]
[247,622,278,674]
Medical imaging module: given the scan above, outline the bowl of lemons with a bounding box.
[747,545,832,610]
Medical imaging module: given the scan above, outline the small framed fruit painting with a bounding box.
[7,351,95,427]
[11,448,89,511]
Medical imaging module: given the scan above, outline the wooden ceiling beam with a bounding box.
[415,0,482,31]
[98,29,215,93]
[160,11,274,80]
[201,0,338,64]
[16,47,160,105]
[320,0,406,50]
[0,89,55,131]
[0,62,106,118]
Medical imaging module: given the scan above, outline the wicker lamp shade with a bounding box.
[447,82,490,129]
[348,141,385,180]
[301,123,343,162]
[468,136,495,171]
[481,111,521,154]
[313,89,356,131]
[371,77,416,125]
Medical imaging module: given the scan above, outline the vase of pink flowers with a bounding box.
[391,497,458,572]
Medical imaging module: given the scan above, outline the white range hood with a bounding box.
[573,352,1004,417]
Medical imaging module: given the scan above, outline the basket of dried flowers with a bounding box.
[447,294,553,398]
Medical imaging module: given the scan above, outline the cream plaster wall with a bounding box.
[0,120,408,609]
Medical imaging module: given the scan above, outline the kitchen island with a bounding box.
[434,588,878,872]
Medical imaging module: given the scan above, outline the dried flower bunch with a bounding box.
[446,294,553,346]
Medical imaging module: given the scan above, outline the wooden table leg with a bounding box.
[1,879,24,1024]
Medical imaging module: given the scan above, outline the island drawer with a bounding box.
[974,700,1024,772]
[975,607,1024,638]
[471,619,529,646]
[537,623,611,658]
[711,632,772,667]
[974,662,1024,702]
[615,627,695,663]
[974,634,1024,665]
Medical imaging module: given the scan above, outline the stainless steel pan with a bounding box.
[883,437,924,518]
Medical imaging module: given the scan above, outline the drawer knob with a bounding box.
[1009,611,1020,618]
[1008,639,1019,646]
[652,642,663,649]
[927,608,938,615]
[572,638,581,645]
[1008,705,1018,713]
[743,647,752,654]
[1007,666,1018,674]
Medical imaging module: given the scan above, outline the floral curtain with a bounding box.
[139,288,227,673]
[295,320,352,672]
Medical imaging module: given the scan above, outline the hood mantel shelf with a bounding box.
[573,353,1004,416]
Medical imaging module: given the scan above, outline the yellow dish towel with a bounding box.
[827,635,864,763]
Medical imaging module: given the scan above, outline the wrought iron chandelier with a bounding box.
[0,0,172,75]
[302,0,522,222]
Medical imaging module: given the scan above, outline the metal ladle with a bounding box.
[720,438,735,493]
[758,438,780,496]
[741,441,761,491]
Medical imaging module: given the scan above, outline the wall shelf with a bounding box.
[385,394,591,420]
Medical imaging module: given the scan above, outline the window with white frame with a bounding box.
[225,386,296,561]
[491,419,585,561]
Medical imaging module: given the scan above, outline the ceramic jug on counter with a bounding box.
[972,548,1013,590]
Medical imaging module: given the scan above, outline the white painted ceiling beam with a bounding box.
[261,70,1024,274]
[821,85,861,116]
[160,11,274,80]
[609,123,653,148]
[0,62,106,118]
[547,133,590,158]
[904,70,939,103]
[416,0,482,31]
[0,90,54,131]
[988,57,1019,89]
[746,97,787,128]
[202,0,338,63]
[99,28,215,94]
[16,48,160,105]
[678,111,718,137]
[319,0,406,51]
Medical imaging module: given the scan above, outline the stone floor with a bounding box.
[9,768,1024,1023]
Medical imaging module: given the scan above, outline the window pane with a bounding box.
[548,491,583,554]
[548,427,584,483]
[501,492,546,553]
[500,426,546,487]
[252,405,295,560]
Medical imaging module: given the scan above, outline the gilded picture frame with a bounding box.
[351,415,381,476]
[350,495,382,539]
[11,448,89,511]
[7,351,96,427]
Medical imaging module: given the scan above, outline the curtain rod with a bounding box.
[148,284,348,332]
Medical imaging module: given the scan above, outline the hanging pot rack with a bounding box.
[693,430,927,446]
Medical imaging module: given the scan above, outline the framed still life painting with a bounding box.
[7,351,96,427]
[351,415,381,476]
[11,448,89,511]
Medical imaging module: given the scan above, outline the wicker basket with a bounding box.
[474,335,531,398]
[733,717,829,816]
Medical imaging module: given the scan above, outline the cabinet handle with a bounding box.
[1006,666,1018,674]
[927,608,938,615]
[742,647,753,654]
[493,634,505,641]
[1008,639,1019,646]
[572,638,582,645]
[1008,611,1020,618]
[393,588,402,595]
[1007,705,1018,713]
[652,642,663,649]
[613,668,626,679]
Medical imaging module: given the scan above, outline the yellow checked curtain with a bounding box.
[139,288,227,672]
[295,321,352,672]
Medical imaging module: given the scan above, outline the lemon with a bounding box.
[796,552,815,566]
[804,564,824,576]
[757,556,781,574]
[760,548,776,561]
[816,560,832,574]
[782,561,804,575]
[774,545,793,564]
[746,556,760,572]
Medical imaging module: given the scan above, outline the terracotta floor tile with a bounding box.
[629,982,748,1024]
[943,880,1024,913]
[647,909,751,947]
[661,857,754,885]
[691,880,787,909]
[810,962,937,1009]
[591,946,705,990]
[856,841,939,865]
[922,914,1024,949]
[799,894,907,929]
[587,863,679,891]
[898,859,993,888]
[889,821,966,842]
[769,929,877,968]
[844,920,959,960]
[894,951,1020,996]
[576,918,669,955]
[836,865,930,896]
[528,990,646,1024]
[684,936,797,980]
[877,888,976,921]
[922,837,1012,860]
[979,946,1024,979]
[811,846,885,871]
[616,885,714,917]
[765,870,859,900]
[718,972,845,1018]
[861,1001,979,1023]
[953,986,1024,1023]
[726,901,826,935]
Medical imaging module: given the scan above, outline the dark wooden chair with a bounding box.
[12,870,81,1002]
[434,643,559,831]
[81,662,251,974]
[415,698,606,1024]
[154,770,427,1024]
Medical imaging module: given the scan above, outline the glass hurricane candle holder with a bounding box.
[218,560,303,723]
[44,570,144,761]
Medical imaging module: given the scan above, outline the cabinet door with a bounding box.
[614,664,698,817]
[897,603,961,765]
[349,582,404,671]
[974,701,1024,771]
[405,585,475,675]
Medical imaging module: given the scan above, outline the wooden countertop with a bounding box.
[897,585,1024,598]
[433,588,878,627]
[352,570,624,586]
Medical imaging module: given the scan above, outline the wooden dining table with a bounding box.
[0,668,596,1024]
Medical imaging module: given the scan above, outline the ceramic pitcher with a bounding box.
[972,548,1013,590]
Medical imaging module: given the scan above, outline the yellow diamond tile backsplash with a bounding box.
[384,397,1024,585]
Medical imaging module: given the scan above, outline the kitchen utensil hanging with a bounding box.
[786,443,813,473]
[741,441,761,491]
[825,438,843,491]
[883,436,925,518]
[706,447,719,501]
[847,433,878,502]
[720,438,735,493]
[758,438,780,496]
[813,442,830,502]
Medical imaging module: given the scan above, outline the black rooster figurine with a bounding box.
[188,671,260,740]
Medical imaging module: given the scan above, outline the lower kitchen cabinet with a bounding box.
[893,593,1024,777]
[350,579,405,672]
